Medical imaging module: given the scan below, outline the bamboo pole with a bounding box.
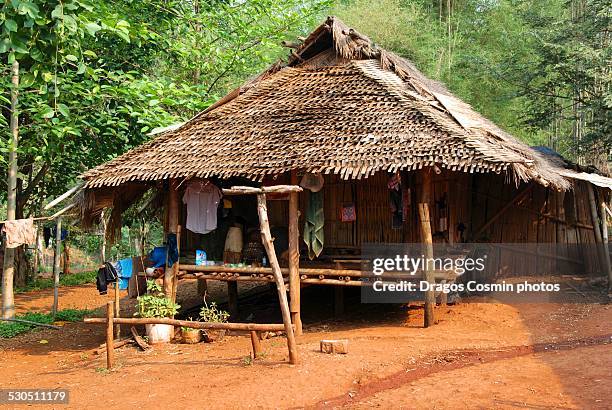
[114,280,120,339]
[257,193,299,364]
[601,200,612,292]
[288,171,302,335]
[250,331,262,358]
[52,217,62,316]
[222,185,302,195]
[164,179,179,297]
[106,301,114,370]
[419,169,435,328]
[85,317,290,332]
[2,60,19,320]
[587,184,612,288]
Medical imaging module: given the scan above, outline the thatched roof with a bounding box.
[532,146,612,189]
[81,16,569,190]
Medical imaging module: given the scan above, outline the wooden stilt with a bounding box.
[227,281,238,319]
[418,169,435,328]
[197,278,208,301]
[601,200,612,292]
[250,330,262,358]
[114,280,120,339]
[289,170,302,335]
[334,286,344,317]
[171,225,181,305]
[106,301,114,370]
[256,193,299,364]
[587,184,612,288]
[164,179,180,298]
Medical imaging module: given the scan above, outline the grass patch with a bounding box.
[14,270,98,293]
[0,309,93,338]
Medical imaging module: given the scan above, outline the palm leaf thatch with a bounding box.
[80,16,570,191]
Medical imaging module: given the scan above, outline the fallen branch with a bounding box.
[0,318,61,329]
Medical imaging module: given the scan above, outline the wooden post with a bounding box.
[250,330,262,358]
[227,281,238,319]
[289,170,302,335]
[587,184,612,288]
[257,193,299,364]
[171,225,182,306]
[601,200,612,292]
[418,169,435,328]
[2,61,19,320]
[197,278,208,302]
[106,301,114,370]
[114,280,121,339]
[52,217,62,316]
[334,286,344,317]
[164,179,179,297]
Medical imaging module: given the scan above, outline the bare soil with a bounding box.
[0,281,610,409]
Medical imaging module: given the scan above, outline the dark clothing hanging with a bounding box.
[96,262,118,295]
[167,233,178,266]
[43,227,52,248]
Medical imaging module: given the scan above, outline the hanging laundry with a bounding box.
[388,173,403,229]
[303,190,324,259]
[182,180,222,234]
[43,227,52,248]
[2,218,36,248]
[96,262,118,295]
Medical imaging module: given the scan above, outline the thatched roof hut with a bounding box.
[69,16,612,332]
[81,16,568,191]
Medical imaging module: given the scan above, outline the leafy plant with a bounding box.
[135,280,180,318]
[199,301,229,324]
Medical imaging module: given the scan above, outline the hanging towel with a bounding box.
[303,190,324,259]
[2,218,36,248]
[117,258,133,290]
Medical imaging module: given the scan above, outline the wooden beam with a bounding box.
[85,317,291,332]
[419,169,435,328]
[222,185,303,196]
[43,182,84,210]
[288,171,302,335]
[257,193,299,364]
[472,183,536,239]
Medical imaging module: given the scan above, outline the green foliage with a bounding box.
[199,301,229,323]
[0,309,93,338]
[136,280,180,318]
[0,0,330,222]
[13,270,97,293]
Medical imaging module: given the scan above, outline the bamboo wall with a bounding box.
[176,169,605,276]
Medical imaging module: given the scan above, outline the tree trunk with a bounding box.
[2,60,19,320]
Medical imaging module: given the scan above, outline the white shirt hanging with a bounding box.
[182,181,222,234]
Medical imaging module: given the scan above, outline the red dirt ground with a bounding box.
[1,282,610,409]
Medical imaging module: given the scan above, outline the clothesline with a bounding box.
[0,202,75,225]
